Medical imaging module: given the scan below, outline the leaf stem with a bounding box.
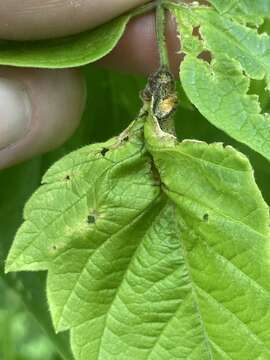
[156,2,170,68]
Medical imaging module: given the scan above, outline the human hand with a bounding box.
[0,0,180,169]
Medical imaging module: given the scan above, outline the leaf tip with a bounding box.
[4,258,17,274]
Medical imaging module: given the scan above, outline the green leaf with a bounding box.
[0,66,145,360]
[208,0,270,25]
[174,87,270,206]
[6,106,270,359]
[180,56,270,164]
[144,114,270,359]
[0,15,130,68]
[193,8,270,85]
[168,3,270,162]
[0,160,73,360]
[0,280,60,360]
[5,118,154,272]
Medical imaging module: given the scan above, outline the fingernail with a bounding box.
[0,78,32,150]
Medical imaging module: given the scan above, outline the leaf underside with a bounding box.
[0,15,130,68]
[6,112,270,359]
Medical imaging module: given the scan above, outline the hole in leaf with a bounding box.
[259,19,270,35]
[248,78,269,112]
[189,25,213,64]
[101,148,109,157]
[197,50,212,63]
[192,25,202,40]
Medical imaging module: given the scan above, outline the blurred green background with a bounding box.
[0,279,60,360]
[1,64,270,359]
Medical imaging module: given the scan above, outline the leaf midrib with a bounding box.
[94,196,164,360]
[177,208,214,360]
[55,195,161,330]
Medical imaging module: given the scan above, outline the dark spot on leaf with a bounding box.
[87,215,96,224]
[122,136,129,142]
[203,213,209,222]
[52,245,57,251]
[65,175,71,180]
[101,148,109,157]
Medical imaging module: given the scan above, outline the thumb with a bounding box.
[0,67,85,169]
[0,0,148,40]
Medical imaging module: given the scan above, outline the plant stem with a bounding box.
[131,1,156,18]
[156,2,170,68]
[131,1,170,69]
